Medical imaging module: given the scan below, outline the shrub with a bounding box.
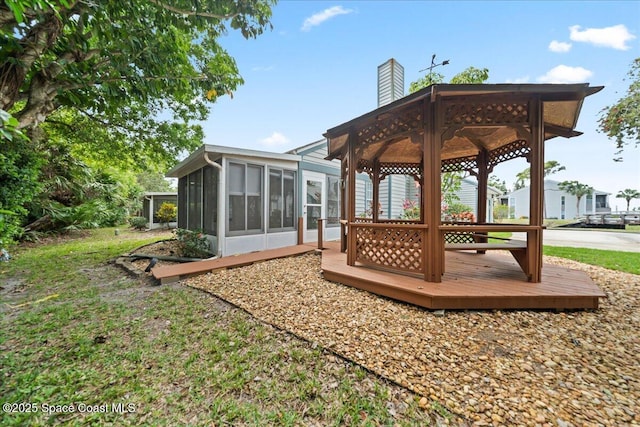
[129,216,148,230]
[174,228,210,258]
[156,202,177,228]
[443,202,476,222]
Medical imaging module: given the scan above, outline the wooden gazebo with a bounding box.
[322,84,606,309]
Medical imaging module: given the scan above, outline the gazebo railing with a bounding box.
[348,222,429,275]
[345,221,543,282]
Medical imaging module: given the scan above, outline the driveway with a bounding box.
[542,229,640,252]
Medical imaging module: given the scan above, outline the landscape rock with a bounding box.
[185,253,640,426]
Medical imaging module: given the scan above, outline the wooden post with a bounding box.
[340,156,348,253]
[317,219,324,250]
[423,97,442,282]
[475,149,489,252]
[297,217,304,245]
[528,96,544,283]
[347,130,357,266]
[372,159,380,222]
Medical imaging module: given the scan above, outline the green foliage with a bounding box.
[128,216,148,230]
[443,202,476,222]
[156,202,177,228]
[0,124,43,244]
[1,0,275,167]
[598,58,640,161]
[441,171,463,205]
[43,199,126,231]
[0,109,26,142]
[488,174,508,194]
[408,71,445,93]
[449,66,489,84]
[409,66,489,93]
[137,171,175,192]
[493,204,513,221]
[615,188,640,211]
[514,160,566,190]
[174,228,211,258]
[401,199,420,220]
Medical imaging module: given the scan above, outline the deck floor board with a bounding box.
[321,242,605,309]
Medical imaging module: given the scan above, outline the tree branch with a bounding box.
[147,0,240,20]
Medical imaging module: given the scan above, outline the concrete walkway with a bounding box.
[542,229,640,252]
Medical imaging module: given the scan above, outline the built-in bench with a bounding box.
[444,241,527,251]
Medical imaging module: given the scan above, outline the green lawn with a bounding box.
[0,228,438,426]
[543,246,640,275]
[487,231,639,275]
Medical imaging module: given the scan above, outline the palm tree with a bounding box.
[616,189,640,212]
[558,180,594,217]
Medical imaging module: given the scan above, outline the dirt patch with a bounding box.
[115,239,185,281]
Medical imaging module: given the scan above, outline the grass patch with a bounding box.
[1,227,438,426]
[543,246,640,275]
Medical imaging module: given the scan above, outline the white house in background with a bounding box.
[503,179,611,219]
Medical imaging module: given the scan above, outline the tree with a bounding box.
[137,172,176,192]
[558,180,594,217]
[1,0,275,163]
[616,188,640,212]
[514,160,566,190]
[409,65,489,93]
[488,174,508,194]
[598,58,640,161]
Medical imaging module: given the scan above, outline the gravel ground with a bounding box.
[185,253,639,426]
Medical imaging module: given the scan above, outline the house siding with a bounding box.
[505,180,610,219]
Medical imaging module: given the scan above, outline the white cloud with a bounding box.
[260,131,290,147]
[548,40,572,53]
[569,24,636,50]
[537,65,593,83]
[301,6,353,32]
[505,76,531,84]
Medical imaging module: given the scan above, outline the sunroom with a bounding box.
[166,145,302,256]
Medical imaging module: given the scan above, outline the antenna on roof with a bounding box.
[419,54,450,80]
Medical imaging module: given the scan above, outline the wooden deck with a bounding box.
[151,241,605,310]
[152,244,317,285]
[321,242,606,310]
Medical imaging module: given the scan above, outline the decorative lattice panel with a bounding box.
[356,159,374,177]
[441,156,478,173]
[489,139,530,168]
[358,105,422,146]
[380,162,422,181]
[444,102,529,126]
[444,231,475,244]
[355,226,424,273]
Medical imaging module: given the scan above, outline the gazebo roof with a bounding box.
[324,83,603,172]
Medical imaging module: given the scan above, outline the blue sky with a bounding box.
[202,1,640,209]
